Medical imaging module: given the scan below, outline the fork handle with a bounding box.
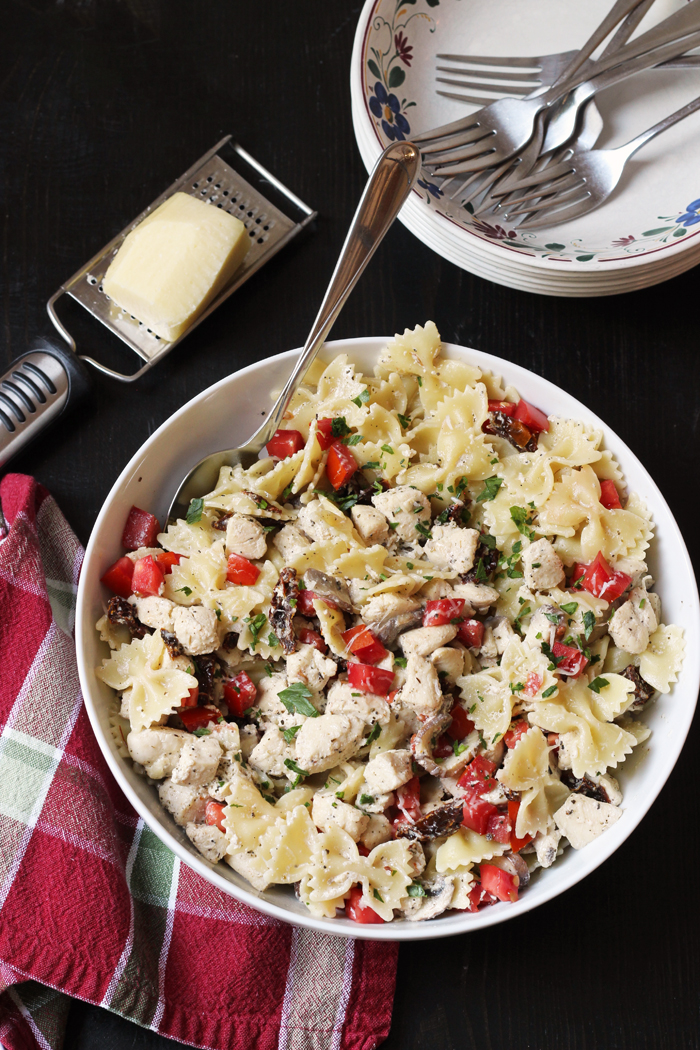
[620,92,700,158]
[550,0,652,89]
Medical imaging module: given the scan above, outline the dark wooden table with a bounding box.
[3,2,699,1048]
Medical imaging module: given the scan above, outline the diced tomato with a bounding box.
[226,552,260,586]
[423,598,465,627]
[266,429,305,459]
[297,627,327,653]
[100,556,135,598]
[466,883,497,912]
[480,863,519,903]
[396,777,422,823]
[433,733,454,758]
[504,720,530,748]
[575,551,632,602]
[552,640,589,678]
[179,686,199,709]
[326,441,358,490]
[205,800,226,833]
[223,672,257,718]
[488,399,516,416]
[447,704,475,740]
[179,707,221,731]
[357,843,371,857]
[345,885,385,924]
[571,562,588,588]
[599,479,622,510]
[523,672,543,698]
[130,555,165,597]
[122,506,161,551]
[316,418,335,451]
[347,662,394,696]
[547,732,560,750]
[341,625,388,665]
[457,754,497,788]
[155,551,182,574]
[513,398,549,434]
[485,812,512,844]
[296,589,340,618]
[461,786,499,836]
[457,619,485,648]
[508,800,533,853]
[387,689,399,704]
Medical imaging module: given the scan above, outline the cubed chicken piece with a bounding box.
[400,624,458,658]
[350,504,390,545]
[294,713,366,774]
[360,813,393,850]
[608,587,658,655]
[357,790,394,814]
[171,605,221,655]
[248,726,293,779]
[324,680,391,725]
[424,524,479,574]
[371,485,431,545]
[553,793,622,849]
[595,773,623,806]
[157,779,208,826]
[126,727,189,779]
[420,579,457,601]
[285,643,337,691]
[363,749,413,794]
[534,830,562,868]
[491,616,517,655]
[430,646,464,683]
[613,557,648,587]
[311,792,369,842]
[272,523,310,561]
[256,672,308,730]
[171,735,222,787]
[130,595,175,632]
[523,605,564,651]
[296,501,342,544]
[225,514,267,560]
[185,822,229,863]
[302,569,353,612]
[210,721,241,755]
[400,654,444,717]
[479,625,498,661]
[239,723,259,761]
[360,593,423,646]
[451,581,499,612]
[522,538,565,591]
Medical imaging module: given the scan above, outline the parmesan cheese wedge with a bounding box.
[102,191,250,341]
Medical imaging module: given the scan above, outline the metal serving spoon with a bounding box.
[167,140,420,523]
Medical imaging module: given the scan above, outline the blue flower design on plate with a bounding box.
[677,198,700,226]
[417,177,443,199]
[368,82,410,141]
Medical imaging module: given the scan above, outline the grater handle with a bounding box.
[0,340,91,470]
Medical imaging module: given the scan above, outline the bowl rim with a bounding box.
[76,335,700,940]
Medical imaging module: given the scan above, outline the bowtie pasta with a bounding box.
[96,322,685,924]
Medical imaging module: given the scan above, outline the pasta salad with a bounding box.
[96,322,685,924]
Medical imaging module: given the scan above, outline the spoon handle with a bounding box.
[242,141,420,453]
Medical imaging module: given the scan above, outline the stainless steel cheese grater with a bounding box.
[0,137,316,468]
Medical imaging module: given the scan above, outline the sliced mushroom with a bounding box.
[404,875,456,921]
[302,569,353,613]
[410,711,451,777]
[394,800,464,843]
[270,567,299,654]
[501,853,529,887]
[372,608,424,647]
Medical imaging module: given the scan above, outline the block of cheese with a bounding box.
[102,192,251,341]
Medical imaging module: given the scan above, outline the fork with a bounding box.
[413,0,700,172]
[493,92,700,228]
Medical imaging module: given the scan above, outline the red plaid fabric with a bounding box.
[0,474,398,1050]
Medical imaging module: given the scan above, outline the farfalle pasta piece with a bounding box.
[223,772,277,853]
[158,515,219,557]
[96,631,196,732]
[313,600,347,656]
[357,839,415,921]
[538,417,603,467]
[306,823,368,901]
[529,681,637,779]
[638,624,685,693]
[286,538,351,576]
[457,666,513,744]
[435,828,509,872]
[257,804,318,883]
[498,726,550,791]
[516,780,570,839]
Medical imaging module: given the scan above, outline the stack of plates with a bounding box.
[350,0,700,296]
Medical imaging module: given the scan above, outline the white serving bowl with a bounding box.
[76,337,700,939]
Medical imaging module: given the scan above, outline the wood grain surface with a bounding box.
[2,1,699,1048]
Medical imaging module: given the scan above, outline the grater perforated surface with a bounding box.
[49,138,315,381]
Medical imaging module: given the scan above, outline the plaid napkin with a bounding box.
[0,473,398,1050]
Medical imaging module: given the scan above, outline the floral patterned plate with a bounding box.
[350,0,700,279]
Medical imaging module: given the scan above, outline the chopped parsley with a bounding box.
[417,376,422,386]
[453,739,468,756]
[541,684,558,698]
[268,631,280,648]
[177,586,193,597]
[282,725,301,743]
[381,444,395,455]
[415,522,432,539]
[560,602,578,615]
[359,794,375,805]
[544,612,561,625]
[192,728,211,737]
[407,882,426,898]
[364,723,382,746]
[394,656,407,669]
[214,607,222,621]
[589,676,609,694]
[343,433,364,446]
[331,416,352,437]
[541,641,561,670]
[363,460,380,470]
[351,389,371,408]
[278,682,319,718]
[476,476,503,503]
[582,610,596,641]
[639,598,646,608]
[246,612,268,651]
[510,505,536,539]
[373,889,384,903]
[282,483,293,499]
[406,562,414,570]
[397,413,411,428]
[186,497,204,524]
[492,732,503,744]
[284,758,309,778]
